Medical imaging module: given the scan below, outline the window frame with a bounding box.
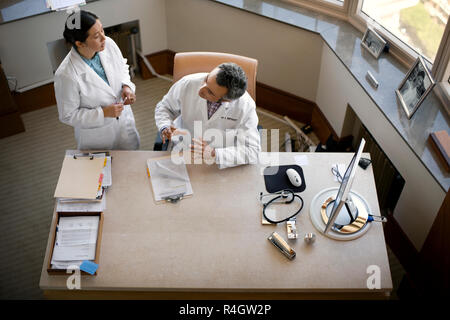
[282,0,350,20]
[283,0,450,84]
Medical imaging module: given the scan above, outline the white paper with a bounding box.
[147,157,193,202]
[51,216,99,262]
[102,157,112,187]
[48,0,85,11]
[56,193,106,212]
[51,260,83,270]
[52,243,96,261]
[56,228,98,246]
[58,215,99,230]
[294,155,309,166]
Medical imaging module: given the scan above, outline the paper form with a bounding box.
[48,0,85,11]
[51,216,99,264]
[147,157,193,202]
[52,243,96,261]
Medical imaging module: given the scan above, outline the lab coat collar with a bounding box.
[206,100,231,122]
[69,47,116,98]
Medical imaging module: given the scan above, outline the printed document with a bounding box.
[147,157,193,202]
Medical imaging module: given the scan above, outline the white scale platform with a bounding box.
[309,187,373,241]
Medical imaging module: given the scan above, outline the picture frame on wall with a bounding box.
[361,27,386,59]
[396,56,435,119]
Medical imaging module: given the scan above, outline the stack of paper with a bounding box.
[147,157,193,202]
[51,216,99,269]
[46,0,86,11]
[55,152,112,212]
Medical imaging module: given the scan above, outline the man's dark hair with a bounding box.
[216,63,247,100]
[63,10,99,46]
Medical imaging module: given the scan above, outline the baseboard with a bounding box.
[138,51,318,126]
[138,50,176,79]
[11,50,177,113]
[311,105,339,144]
[255,82,315,124]
[13,83,56,114]
[15,49,321,136]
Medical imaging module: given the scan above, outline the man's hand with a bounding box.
[190,138,216,164]
[161,125,178,143]
[122,85,136,105]
[102,102,124,118]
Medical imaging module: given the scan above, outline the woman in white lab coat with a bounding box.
[54,10,140,150]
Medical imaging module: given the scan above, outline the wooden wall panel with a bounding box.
[0,63,25,137]
[13,83,56,114]
[255,82,314,124]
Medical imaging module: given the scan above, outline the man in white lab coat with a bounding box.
[155,63,261,169]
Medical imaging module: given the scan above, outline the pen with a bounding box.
[116,97,130,120]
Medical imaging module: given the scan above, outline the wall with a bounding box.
[316,44,446,250]
[0,0,167,89]
[165,0,322,102]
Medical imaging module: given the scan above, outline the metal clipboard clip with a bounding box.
[73,152,110,160]
[163,193,185,204]
[73,153,94,160]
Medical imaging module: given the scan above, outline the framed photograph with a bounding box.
[361,27,386,59]
[396,56,435,119]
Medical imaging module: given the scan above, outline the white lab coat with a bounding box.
[54,36,140,150]
[155,73,261,169]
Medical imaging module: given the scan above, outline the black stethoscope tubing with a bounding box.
[261,189,304,224]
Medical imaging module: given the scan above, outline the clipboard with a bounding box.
[146,155,193,204]
[54,155,106,200]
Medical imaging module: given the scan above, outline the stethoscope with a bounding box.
[259,189,304,224]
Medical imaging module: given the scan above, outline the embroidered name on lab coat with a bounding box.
[221,116,238,121]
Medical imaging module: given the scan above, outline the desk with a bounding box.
[39,151,392,299]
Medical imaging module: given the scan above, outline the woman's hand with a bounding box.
[102,102,124,118]
[122,85,136,104]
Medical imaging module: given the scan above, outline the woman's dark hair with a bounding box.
[63,10,99,46]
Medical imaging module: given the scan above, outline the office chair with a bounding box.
[153,51,258,151]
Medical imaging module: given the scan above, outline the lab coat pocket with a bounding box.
[77,119,117,150]
[119,106,140,149]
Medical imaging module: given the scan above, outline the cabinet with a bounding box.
[0,64,25,138]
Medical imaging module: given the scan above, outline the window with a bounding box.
[285,0,349,19]
[325,0,344,5]
[285,0,450,82]
[360,0,448,62]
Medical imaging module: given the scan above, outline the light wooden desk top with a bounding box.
[39,151,392,297]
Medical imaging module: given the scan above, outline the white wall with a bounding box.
[165,0,323,102]
[316,44,446,250]
[0,0,167,89]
